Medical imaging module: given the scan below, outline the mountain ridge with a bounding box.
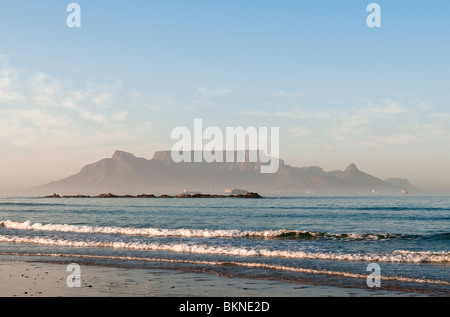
[29,150,420,195]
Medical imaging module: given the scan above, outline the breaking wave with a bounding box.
[0,220,408,241]
[1,251,449,286]
[0,234,448,264]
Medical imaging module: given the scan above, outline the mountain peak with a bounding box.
[344,163,360,173]
[112,150,136,161]
[31,150,420,195]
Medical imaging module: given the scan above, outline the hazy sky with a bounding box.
[0,1,449,193]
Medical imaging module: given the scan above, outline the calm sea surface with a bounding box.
[0,195,449,296]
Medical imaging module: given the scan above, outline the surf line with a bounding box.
[1,252,449,286]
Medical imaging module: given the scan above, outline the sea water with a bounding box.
[0,195,448,296]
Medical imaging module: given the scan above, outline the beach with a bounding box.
[0,260,425,297]
[1,196,448,297]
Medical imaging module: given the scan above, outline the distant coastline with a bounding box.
[43,192,263,199]
[30,151,421,196]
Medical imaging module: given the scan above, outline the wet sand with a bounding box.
[0,260,426,297]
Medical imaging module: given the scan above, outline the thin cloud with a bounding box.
[0,69,24,102]
[355,98,408,116]
[239,99,450,148]
[238,110,332,120]
[197,87,232,95]
[378,134,418,145]
[279,90,296,98]
[0,60,156,151]
[287,126,311,138]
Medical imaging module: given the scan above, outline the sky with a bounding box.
[0,0,449,193]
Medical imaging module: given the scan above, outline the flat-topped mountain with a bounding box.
[29,150,420,195]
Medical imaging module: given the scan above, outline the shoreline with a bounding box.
[0,259,426,297]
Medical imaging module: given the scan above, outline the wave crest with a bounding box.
[0,234,448,264]
[0,220,406,241]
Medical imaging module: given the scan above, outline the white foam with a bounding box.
[0,234,448,264]
[0,220,283,238]
[0,220,401,240]
[1,251,449,286]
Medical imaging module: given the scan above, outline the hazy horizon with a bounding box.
[0,148,448,195]
[1,1,449,194]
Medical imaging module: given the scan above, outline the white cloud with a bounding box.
[378,134,418,145]
[238,110,332,121]
[79,110,107,123]
[0,69,24,102]
[355,98,408,116]
[287,126,311,138]
[239,99,450,148]
[89,81,123,109]
[27,72,64,106]
[16,109,68,130]
[416,100,434,111]
[0,60,158,152]
[112,111,129,121]
[279,90,296,98]
[197,87,232,95]
[61,91,85,110]
[431,112,450,120]
[92,92,112,109]
[327,114,369,142]
[0,108,73,147]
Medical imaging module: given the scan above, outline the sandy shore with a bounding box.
[0,260,426,297]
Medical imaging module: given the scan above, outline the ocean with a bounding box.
[0,195,449,296]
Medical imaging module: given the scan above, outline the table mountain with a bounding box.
[29,150,419,195]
